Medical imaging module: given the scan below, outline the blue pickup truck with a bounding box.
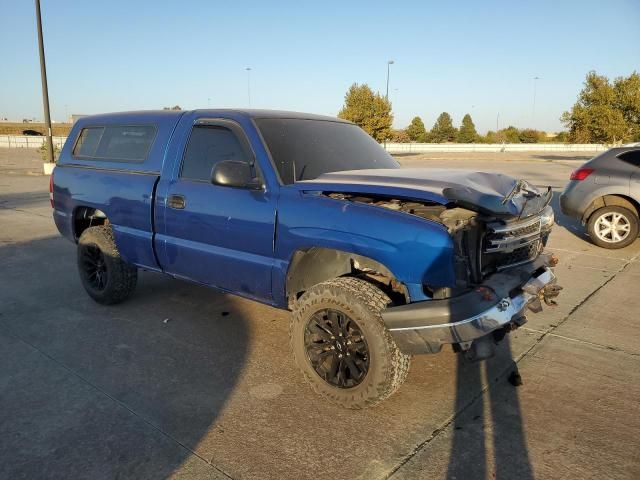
[51,109,561,408]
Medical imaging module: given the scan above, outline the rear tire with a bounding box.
[290,277,411,409]
[587,206,639,249]
[77,225,138,304]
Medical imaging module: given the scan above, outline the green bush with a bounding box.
[39,138,60,163]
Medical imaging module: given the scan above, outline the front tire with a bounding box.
[77,225,138,304]
[290,277,411,409]
[587,206,639,249]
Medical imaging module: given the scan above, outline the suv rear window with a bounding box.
[618,150,640,167]
[72,125,156,162]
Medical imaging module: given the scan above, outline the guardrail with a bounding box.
[383,143,608,153]
[0,135,609,154]
[0,135,67,149]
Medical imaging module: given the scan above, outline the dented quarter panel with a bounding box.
[272,186,457,307]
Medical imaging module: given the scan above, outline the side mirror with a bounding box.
[211,160,262,189]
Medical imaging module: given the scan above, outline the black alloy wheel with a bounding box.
[304,308,370,388]
[80,244,108,291]
[76,225,138,305]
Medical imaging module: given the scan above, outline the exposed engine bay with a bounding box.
[325,192,554,298]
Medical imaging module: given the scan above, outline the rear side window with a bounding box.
[618,150,640,167]
[73,127,104,157]
[72,125,156,162]
[180,125,251,181]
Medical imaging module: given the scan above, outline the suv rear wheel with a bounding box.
[290,277,410,409]
[587,206,639,249]
[77,225,138,304]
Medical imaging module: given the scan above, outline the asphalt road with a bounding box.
[1,149,639,479]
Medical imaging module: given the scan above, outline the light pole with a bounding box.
[34,0,53,163]
[246,67,252,107]
[532,76,540,126]
[385,60,394,100]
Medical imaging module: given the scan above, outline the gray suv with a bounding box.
[560,146,640,248]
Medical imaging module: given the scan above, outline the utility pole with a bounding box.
[35,0,54,163]
[385,60,394,100]
[246,67,252,107]
[496,112,500,131]
[532,76,540,127]
[384,60,394,149]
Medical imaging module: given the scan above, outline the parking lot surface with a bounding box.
[1,149,639,479]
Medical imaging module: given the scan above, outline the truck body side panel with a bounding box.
[52,166,161,270]
[53,111,184,270]
[272,187,456,307]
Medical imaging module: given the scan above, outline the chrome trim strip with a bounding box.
[388,268,556,343]
[490,215,541,233]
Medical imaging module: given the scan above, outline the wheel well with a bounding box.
[285,247,409,308]
[73,207,108,241]
[583,195,640,223]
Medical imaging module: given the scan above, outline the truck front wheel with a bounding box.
[77,225,138,305]
[290,277,410,409]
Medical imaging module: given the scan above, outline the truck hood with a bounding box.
[294,168,552,217]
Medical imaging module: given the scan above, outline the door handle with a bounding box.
[168,194,186,209]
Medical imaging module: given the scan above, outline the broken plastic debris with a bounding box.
[508,370,523,387]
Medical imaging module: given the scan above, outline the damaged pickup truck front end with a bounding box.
[297,168,561,361]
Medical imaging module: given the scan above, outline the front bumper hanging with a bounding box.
[382,254,561,355]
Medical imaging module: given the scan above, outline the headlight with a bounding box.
[540,205,555,229]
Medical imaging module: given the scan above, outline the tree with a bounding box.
[502,126,521,143]
[518,128,540,143]
[430,112,457,143]
[390,129,410,143]
[406,116,428,142]
[561,71,633,143]
[457,114,478,143]
[338,83,393,142]
[614,72,640,141]
[479,130,504,143]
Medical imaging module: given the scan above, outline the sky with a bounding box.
[1,0,639,133]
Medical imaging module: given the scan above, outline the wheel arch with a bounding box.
[285,247,409,308]
[582,194,640,224]
[73,206,109,241]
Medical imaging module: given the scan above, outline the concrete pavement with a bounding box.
[1,149,639,479]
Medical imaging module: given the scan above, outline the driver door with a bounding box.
[157,119,276,301]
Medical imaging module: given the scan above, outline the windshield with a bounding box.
[255,118,400,184]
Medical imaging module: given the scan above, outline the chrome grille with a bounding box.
[482,215,543,271]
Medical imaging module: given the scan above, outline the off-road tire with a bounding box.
[290,277,411,409]
[77,225,138,304]
[587,206,639,249]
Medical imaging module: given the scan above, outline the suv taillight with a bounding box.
[49,173,54,208]
[570,168,594,181]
